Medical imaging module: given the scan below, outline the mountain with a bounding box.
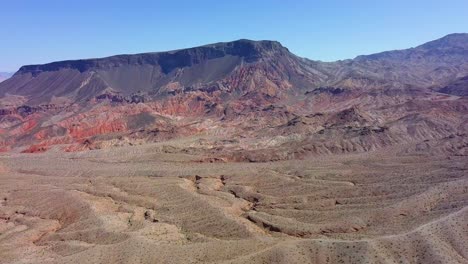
[351,33,468,88]
[3,35,468,105]
[0,34,467,157]
[0,39,325,105]
[1,40,284,100]
[0,72,13,83]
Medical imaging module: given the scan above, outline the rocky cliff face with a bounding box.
[0,34,467,157]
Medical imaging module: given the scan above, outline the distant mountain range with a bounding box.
[0,72,12,83]
[0,34,467,157]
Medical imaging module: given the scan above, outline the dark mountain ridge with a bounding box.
[2,34,468,106]
[2,39,299,104]
[15,39,287,75]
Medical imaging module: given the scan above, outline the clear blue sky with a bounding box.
[1,0,467,71]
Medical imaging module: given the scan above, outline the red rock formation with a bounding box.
[0,36,467,155]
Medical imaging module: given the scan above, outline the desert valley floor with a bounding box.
[0,138,467,264]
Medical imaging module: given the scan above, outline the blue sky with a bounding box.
[1,0,467,71]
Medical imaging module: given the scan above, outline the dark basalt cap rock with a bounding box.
[16,39,289,75]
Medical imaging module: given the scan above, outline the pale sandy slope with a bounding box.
[0,141,467,264]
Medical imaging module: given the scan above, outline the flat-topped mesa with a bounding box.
[16,39,289,76]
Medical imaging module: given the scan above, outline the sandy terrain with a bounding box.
[0,139,466,264]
